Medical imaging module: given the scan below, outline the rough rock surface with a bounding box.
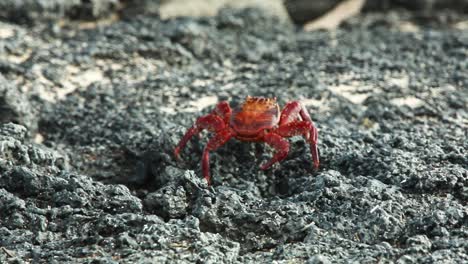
[0,0,120,24]
[0,2,467,263]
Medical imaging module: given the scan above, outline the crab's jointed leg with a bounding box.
[212,101,232,124]
[260,132,290,170]
[278,101,320,169]
[174,114,225,159]
[202,129,233,185]
[275,121,313,137]
[174,102,235,184]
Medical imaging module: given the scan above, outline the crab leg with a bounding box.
[309,126,319,169]
[212,101,232,124]
[279,101,302,125]
[275,121,312,137]
[278,101,320,169]
[174,114,225,158]
[275,121,319,168]
[202,129,233,185]
[260,132,290,170]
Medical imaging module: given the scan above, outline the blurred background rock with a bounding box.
[1,0,467,26]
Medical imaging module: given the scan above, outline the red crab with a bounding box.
[174,96,319,184]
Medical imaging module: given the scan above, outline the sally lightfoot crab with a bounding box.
[174,96,319,184]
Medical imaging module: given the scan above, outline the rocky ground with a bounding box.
[0,1,467,263]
